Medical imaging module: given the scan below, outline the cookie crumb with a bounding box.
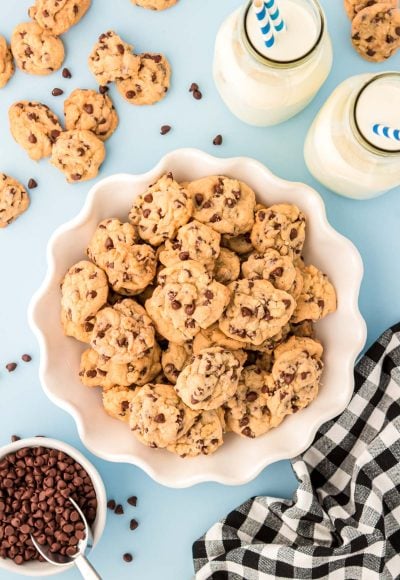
[127,496,137,506]
[130,518,139,531]
[21,354,32,362]
[160,125,171,135]
[5,362,17,372]
[62,67,72,79]
[123,553,133,563]
[27,179,37,189]
[52,88,64,96]
[213,134,223,146]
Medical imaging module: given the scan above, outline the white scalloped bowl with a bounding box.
[29,148,367,488]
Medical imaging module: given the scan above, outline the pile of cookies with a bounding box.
[8,89,118,182]
[60,172,337,458]
[88,31,171,106]
[346,0,400,62]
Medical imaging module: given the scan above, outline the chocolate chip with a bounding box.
[194,193,204,206]
[83,104,94,114]
[123,553,133,562]
[144,193,153,203]
[27,179,37,189]
[50,129,61,142]
[99,85,109,94]
[241,307,252,317]
[6,362,17,372]
[127,496,137,507]
[71,173,82,181]
[160,125,171,135]
[62,68,72,79]
[396,26,400,36]
[28,134,37,144]
[11,435,21,442]
[107,499,116,510]
[213,134,223,146]
[193,89,202,100]
[171,300,182,310]
[130,518,139,531]
[185,304,195,315]
[366,49,376,57]
[290,228,298,240]
[189,82,198,92]
[105,237,114,250]
[242,427,253,438]
[246,391,258,402]
[21,354,32,362]
[115,504,124,515]
[154,414,165,423]
[52,88,64,96]
[179,251,190,260]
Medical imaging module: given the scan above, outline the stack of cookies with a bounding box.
[346,0,400,61]
[60,172,337,458]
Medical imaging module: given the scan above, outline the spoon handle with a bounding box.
[74,554,102,580]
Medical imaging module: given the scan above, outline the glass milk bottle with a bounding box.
[304,73,400,200]
[213,0,333,126]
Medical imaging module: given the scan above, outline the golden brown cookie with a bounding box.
[88,31,139,86]
[344,0,397,20]
[11,22,64,75]
[351,4,400,62]
[50,130,105,183]
[9,101,62,161]
[132,0,178,10]
[29,0,91,35]
[64,89,118,141]
[0,174,29,228]
[116,52,171,106]
[0,35,14,88]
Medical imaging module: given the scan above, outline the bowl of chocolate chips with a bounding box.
[0,437,106,576]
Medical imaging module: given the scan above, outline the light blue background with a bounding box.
[0,1,399,578]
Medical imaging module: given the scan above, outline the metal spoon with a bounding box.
[30,496,101,580]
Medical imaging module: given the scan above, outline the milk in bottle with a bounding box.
[213,0,333,126]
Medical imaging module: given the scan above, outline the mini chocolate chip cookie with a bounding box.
[345,0,397,20]
[116,52,171,106]
[29,0,91,35]
[0,35,14,88]
[61,260,108,328]
[175,347,245,411]
[192,323,245,354]
[103,385,138,422]
[188,175,256,236]
[167,409,225,458]
[87,218,139,258]
[213,248,240,285]
[61,310,96,343]
[9,101,62,161]
[219,279,295,346]
[92,299,155,363]
[129,383,197,448]
[79,348,112,389]
[0,173,29,228]
[146,260,230,344]
[242,250,297,293]
[351,4,400,62]
[107,342,162,387]
[159,220,221,269]
[132,0,178,10]
[251,204,306,258]
[221,232,253,255]
[51,129,105,183]
[88,31,139,86]
[64,89,118,141]
[11,22,65,75]
[129,173,193,246]
[291,265,337,323]
[161,341,192,384]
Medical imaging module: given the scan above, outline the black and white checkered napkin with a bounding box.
[193,324,400,579]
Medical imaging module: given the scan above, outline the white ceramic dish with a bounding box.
[29,148,367,488]
[0,437,107,576]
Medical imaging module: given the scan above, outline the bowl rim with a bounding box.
[28,148,367,488]
[0,437,107,576]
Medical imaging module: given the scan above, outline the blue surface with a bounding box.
[0,1,399,579]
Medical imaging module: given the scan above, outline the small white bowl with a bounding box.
[0,437,107,576]
[29,148,367,488]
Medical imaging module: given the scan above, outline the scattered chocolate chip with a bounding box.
[129,518,139,531]
[213,134,223,146]
[6,362,17,372]
[21,354,32,362]
[62,67,72,79]
[123,553,133,562]
[107,499,116,510]
[11,435,21,442]
[189,82,198,92]
[99,85,109,94]
[193,89,202,100]
[27,179,37,189]
[127,496,137,507]
[115,504,124,515]
[51,88,64,96]
[160,125,171,135]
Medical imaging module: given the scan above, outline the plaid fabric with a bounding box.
[193,324,400,580]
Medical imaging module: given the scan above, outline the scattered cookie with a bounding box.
[50,129,105,182]
[351,4,400,62]
[29,0,91,35]
[344,0,397,20]
[88,31,139,86]
[129,173,193,246]
[0,173,29,228]
[188,175,256,236]
[0,35,14,88]
[9,101,62,160]
[64,89,118,141]
[11,22,65,75]
[116,52,171,106]
[131,0,178,10]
